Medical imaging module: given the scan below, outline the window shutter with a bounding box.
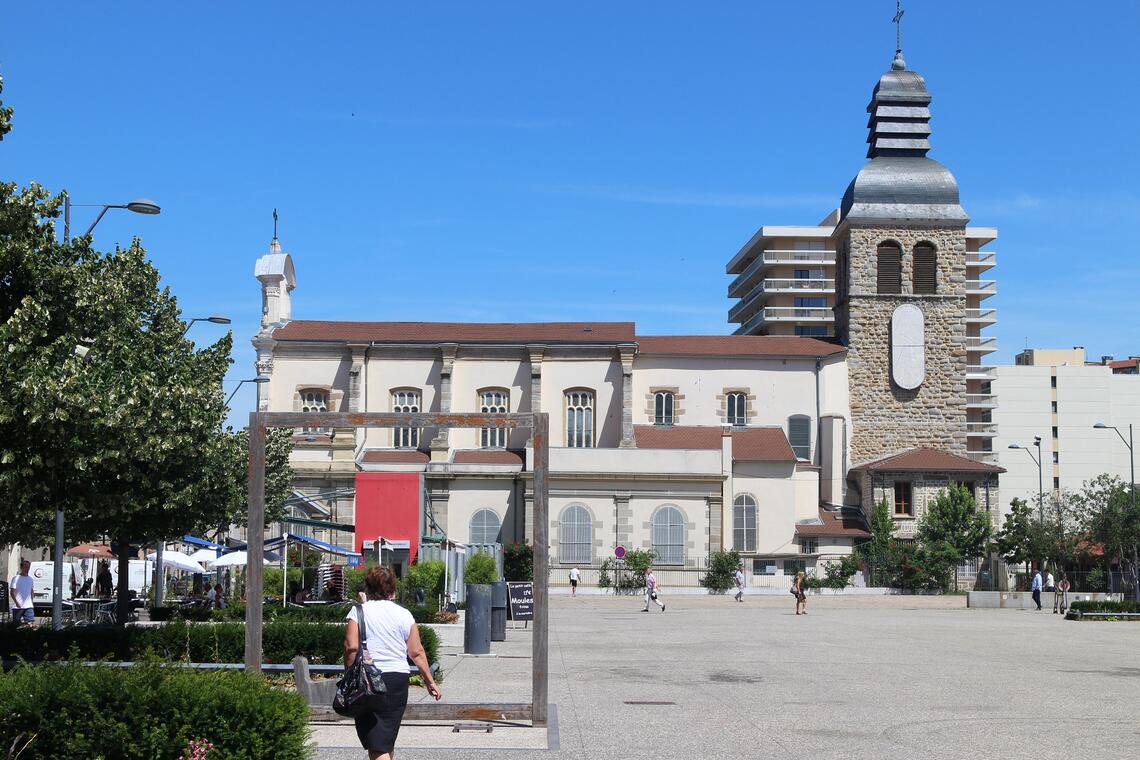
[913,244,937,294]
[877,243,902,294]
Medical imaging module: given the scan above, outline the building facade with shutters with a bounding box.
[247,48,1013,585]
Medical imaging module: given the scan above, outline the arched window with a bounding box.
[654,391,675,426]
[651,505,685,565]
[300,388,329,433]
[733,494,757,552]
[876,241,902,294]
[479,388,509,448]
[912,242,937,294]
[565,390,594,448]
[469,509,501,545]
[391,388,420,448]
[558,504,592,564]
[726,392,747,427]
[788,415,812,460]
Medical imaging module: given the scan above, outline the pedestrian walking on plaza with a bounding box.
[734,563,745,603]
[8,559,35,627]
[642,567,665,612]
[793,571,807,615]
[344,565,442,760]
[569,566,581,596]
[1044,570,1055,592]
[95,561,113,598]
[1031,568,1043,611]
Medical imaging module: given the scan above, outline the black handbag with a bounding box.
[333,603,387,717]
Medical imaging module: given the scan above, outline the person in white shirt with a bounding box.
[8,559,35,627]
[205,585,217,609]
[642,568,665,612]
[569,566,581,596]
[1044,571,1056,592]
[1031,569,1043,611]
[344,565,441,759]
[734,564,746,603]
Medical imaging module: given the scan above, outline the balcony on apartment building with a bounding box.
[736,306,835,335]
[965,251,996,272]
[966,279,997,298]
[964,336,998,355]
[965,392,998,409]
[727,249,836,299]
[965,308,997,325]
[966,450,999,464]
[966,421,999,437]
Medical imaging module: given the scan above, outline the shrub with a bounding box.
[0,620,438,667]
[701,550,741,593]
[1069,600,1140,614]
[464,552,498,584]
[503,543,533,581]
[403,560,445,600]
[0,660,310,758]
[821,555,861,590]
[1085,567,1107,592]
[343,567,365,598]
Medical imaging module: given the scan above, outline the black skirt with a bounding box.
[353,672,410,753]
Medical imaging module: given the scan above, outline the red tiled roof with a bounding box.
[795,509,871,538]
[635,335,845,358]
[453,450,524,466]
[731,427,797,462]
[633,425,723,450]
[273,321,636,344]
[360,450,430,464]
[854,447,1005,473]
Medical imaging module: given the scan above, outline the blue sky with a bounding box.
[2,2,1138,426]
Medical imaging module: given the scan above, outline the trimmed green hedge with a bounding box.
[1067,599,1140,620]
[0,660,310,759]
[0,620,439,666]
[149,603,355,624]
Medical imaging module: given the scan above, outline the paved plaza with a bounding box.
[316,593,1139,759]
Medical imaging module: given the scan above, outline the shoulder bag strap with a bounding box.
[355,603,368,649]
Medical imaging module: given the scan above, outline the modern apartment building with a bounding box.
[994,347,1140,509]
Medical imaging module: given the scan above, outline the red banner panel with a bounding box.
[354,472,421,560]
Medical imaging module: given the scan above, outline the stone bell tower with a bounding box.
[835,49,970,465]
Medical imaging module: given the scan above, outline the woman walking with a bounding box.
[344,565,442,759]
[642,567,665,612]
[793,570,807,615]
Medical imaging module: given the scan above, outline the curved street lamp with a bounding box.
[53,194,161,632]
[226,376,270,406]
[183,314,232,336]
[1008,436,1044,522]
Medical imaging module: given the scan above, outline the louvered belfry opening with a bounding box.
[876,242,902,294]
[913,243,937,294]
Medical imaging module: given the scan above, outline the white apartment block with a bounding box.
[993,348,1140,512]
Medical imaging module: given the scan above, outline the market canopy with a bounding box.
[181,535,227,550]
[66,543,115,559]
[236,533,362,559]
[146,550,205,574]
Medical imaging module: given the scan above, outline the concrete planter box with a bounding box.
[967,591,1122,609]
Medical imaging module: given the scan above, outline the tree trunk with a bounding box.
[116,538,131,627]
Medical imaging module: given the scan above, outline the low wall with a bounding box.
[551,586,899,596]
[966,591,1121,609]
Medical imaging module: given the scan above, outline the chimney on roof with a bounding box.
[1102,355,1114,364]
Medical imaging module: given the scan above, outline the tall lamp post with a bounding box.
[1093,422,1136,598]
[153,315,234,608]
[1009,436,1045,523]
[226,376,270,406]
[52,196,161,631]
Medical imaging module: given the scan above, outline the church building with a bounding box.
[252,46,1003,585]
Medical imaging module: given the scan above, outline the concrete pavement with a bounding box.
[315,593,1140,759]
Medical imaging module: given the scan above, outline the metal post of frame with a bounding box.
[243,410,548,726]
[245,413,266,671]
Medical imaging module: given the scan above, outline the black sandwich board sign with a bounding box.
[506,581,534,622]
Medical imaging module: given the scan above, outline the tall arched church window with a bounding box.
[788,415,812,461]
[651,505,685,565]
[565,390,595,448]
[480,389,509,448]
[391,389,421,448]
[469,509,501,545]
[654,391,675,426]
[558,504,593,564]
[733,494,757,552]
[912,243,937,294]
[876,242,902,294]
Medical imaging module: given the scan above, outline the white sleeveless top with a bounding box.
[346,600,414,673]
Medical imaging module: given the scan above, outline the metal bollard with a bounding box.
[463,583,492,654]
[490,581,507,641]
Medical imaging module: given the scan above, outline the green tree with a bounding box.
[0,76,292,622]
[700,549,741,592]
[857,500,896,586]
[916,484,992,590]
[995,497,1050,571]
[1073,474,1139,600]
[502,542,533,581]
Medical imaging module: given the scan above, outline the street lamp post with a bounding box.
[52,196,161,632]
[226,376,270,407]
[1093,422,1137,599]
[182,315,232,336]
[1009,436,1045,523]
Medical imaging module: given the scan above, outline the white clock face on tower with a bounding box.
[891,303,925,390]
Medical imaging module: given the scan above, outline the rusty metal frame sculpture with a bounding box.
[245,411,549,725]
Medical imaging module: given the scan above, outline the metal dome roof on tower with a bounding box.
[840,50,968,225]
